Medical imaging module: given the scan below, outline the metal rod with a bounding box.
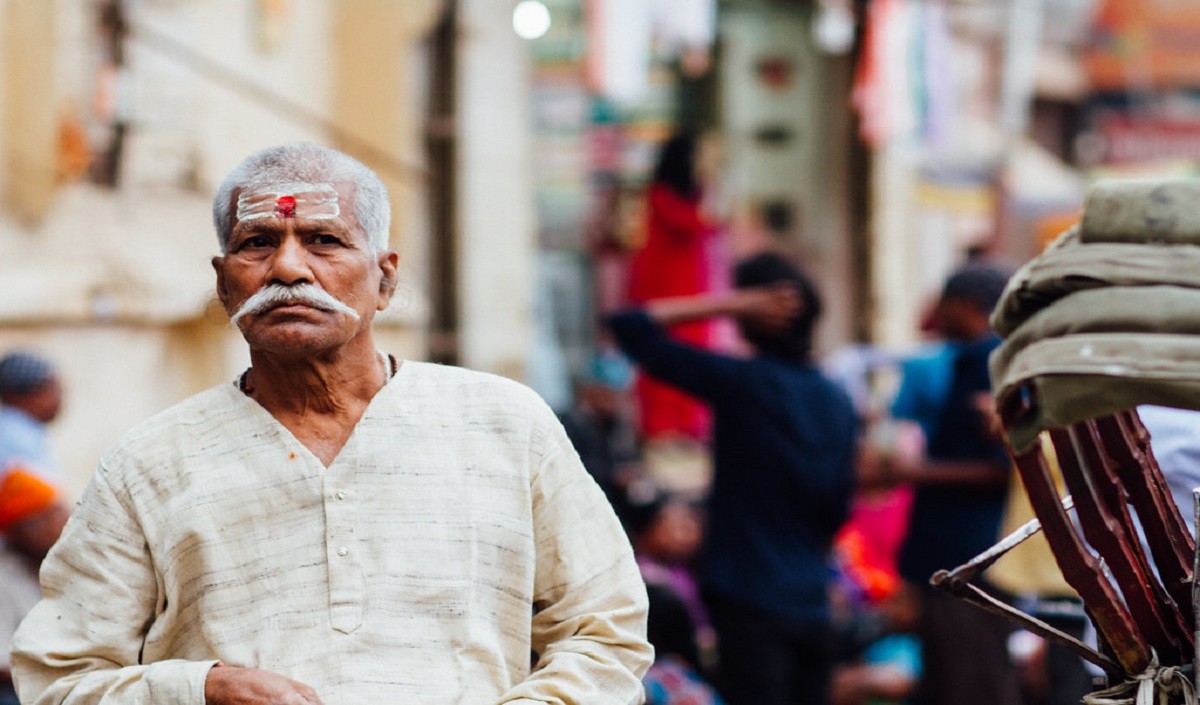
[939,494,1075,586]
[931,574,1120,675]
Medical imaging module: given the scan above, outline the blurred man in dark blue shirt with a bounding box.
[609,252,857,705]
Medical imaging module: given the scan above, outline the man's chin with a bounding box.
[238,320,353,356]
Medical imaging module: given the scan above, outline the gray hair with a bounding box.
[212,142,391,253]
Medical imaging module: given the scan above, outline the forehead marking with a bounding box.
[236,182,341,223]
[275,195,297,217]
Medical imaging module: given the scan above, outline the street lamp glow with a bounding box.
[513,1,551,40]
[812,0,855,55]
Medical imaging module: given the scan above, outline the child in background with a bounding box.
[625,488,714,662]
[644,584,726,705]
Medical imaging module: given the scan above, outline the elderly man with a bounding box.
[11,143,652,705]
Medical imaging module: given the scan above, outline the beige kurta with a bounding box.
[11,361,652,705]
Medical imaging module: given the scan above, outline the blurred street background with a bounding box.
[10,0,1166,497]
[8,2,1200,703]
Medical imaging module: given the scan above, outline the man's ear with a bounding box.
[212,256,230,308]
[376,249,400,310]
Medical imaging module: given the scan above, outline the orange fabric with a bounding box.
[835,487,914,603]
[836,528,900,602]
[0,468,59,532]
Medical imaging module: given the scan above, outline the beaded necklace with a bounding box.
[237,351,398,397]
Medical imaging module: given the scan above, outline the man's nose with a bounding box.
[268,234,312,285]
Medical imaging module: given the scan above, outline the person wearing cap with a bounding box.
[0,351,64,478]
[881,262,1021,705]
[0,469,70,705]
[10,143,650,705]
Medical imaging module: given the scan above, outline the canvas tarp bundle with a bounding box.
[990,179,1200,452]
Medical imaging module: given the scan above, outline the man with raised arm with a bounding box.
[11,143,652,705]
[608,253,858,705]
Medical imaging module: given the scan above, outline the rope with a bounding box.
[1083,655,1194,705]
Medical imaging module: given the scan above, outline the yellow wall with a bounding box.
[3,0,56,224]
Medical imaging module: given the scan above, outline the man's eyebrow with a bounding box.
[234,220,280,235]
[234,219,351,236]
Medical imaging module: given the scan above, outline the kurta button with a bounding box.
[337,546,349,557]
[336,490,347,500]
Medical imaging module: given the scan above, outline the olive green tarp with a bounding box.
[990,179,1200,452]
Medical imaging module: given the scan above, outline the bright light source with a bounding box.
[812,0,855,55]
[513,1,551,40]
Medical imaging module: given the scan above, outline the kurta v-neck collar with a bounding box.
[223,359,412,470]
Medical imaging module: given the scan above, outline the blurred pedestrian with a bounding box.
[884,263,1021,705]
[1137,404,1200,537]
[10,143,652,705]
[629,131,722,441]
[0,469,70,705]
[558,352,640,513]
[626,488,713,661]
[0,350,64,477]
[609,251,858,705]
[644,584,727,705]
[830,443,921,705]
[987,438,1091,705]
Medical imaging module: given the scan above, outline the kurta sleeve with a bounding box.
[10,461,219,705]
[497,411,653,704]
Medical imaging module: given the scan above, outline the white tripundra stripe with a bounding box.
[236,181,341,222]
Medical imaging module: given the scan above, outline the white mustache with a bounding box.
[229,283,361,328]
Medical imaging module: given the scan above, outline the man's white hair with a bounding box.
[213,142,391,253]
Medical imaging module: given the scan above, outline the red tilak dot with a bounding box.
[274,195,297,217]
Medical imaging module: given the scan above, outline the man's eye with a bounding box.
[312,234,342,246]
[243,236,273,249]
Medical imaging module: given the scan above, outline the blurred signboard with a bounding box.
[1087,0,1200,90]
[1093,112,1200,165]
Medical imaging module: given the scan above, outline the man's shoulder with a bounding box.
[398,361,549,410]
[100,384,242,464]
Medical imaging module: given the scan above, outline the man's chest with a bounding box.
[131,433,537,630]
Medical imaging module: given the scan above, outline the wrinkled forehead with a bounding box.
[234,181,348,226]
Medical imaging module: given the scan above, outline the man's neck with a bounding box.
[244,337,387,417]
[242,337,392,467]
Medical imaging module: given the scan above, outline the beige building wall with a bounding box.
[456,0,537,380]
[719,6,857,356]
[2,0,56,224]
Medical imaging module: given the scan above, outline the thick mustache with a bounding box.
[229,283,361,327]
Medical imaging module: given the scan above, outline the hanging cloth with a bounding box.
[587,0,655,106]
